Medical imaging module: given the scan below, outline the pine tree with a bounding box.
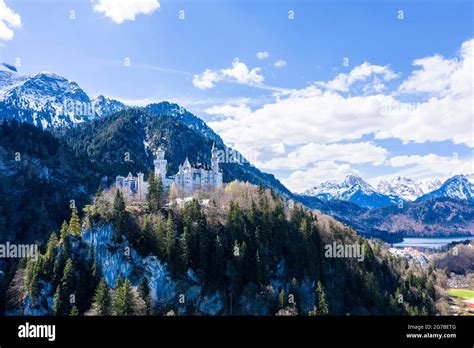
[53,245,68,287]
[112,278,135,315]
[92,278,111,315]
[138,214,156,255]
[55,258,76,315]
[146,173,163,213]
[114,275,123,290]
[112,190,127,243]
[53,287,61,316]
[180,225,190,271]
[68,208,81,236]
[155,216,166,260]
[59,221,68,243]
[278,288,286,309]
[165,215,176,262]
[44,233,59,279]
[315,281,329,315]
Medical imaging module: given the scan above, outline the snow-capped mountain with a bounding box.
[0,63,226,140]
[418,174,474,201]
[304,175,397,208]
[0,63,120,128]
[92,95,127,118]
[376,176,442,201]
[419,178,444,195]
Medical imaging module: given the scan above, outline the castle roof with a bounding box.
[183,157,191,168]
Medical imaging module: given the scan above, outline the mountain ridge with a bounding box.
[304,174,398,209]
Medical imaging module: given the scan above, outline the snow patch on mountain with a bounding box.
[376,176,442,201]
[418,174,474,201]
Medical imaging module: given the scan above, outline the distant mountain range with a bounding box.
[303,174,472,209]
[298,174,474,240]
[304,175,398,209]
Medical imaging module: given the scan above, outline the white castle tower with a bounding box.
[137,172,145,198]
[211,142,223,186]
[154,148,167,181]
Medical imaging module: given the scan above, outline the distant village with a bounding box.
[387,247,430,266]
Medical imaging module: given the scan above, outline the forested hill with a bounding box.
[7,182,443,316]
[61,107,292,197]
[0,120,101,243]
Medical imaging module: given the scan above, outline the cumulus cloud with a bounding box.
[257,142,388,170]
[0,0,21,41]
[388,154,473,178]
[316,62,399,93]
[193,58,264,89]
[256,51,270,60]
[193,69,221,90]
[207,39,474,154]
[222,58,264,84]
[208,92,395,150]
[93,0,160,24]
[398,55,458,95]
[274,60,287,68]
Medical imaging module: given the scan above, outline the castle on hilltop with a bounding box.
[115,144,223,200]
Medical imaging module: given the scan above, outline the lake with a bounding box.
[392,236,474,250]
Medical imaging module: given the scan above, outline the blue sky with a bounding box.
[0,0,473,192]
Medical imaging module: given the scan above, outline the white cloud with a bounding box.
[208,92,395,151]
[450,39,474,97]
[316,62,399,92]
[388,154,473,178]
[93,0,160,24]
[398,55,458,95]
[193,58,264,89]
[257,142,388,170]
[193,69,221,90]
[282,161,359,193]
[256,51,270,60]
[274,60,287,68]
[208,39,474,157]
[205,104,253,119]
[222,58,264,85]
[0,0,21,41]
